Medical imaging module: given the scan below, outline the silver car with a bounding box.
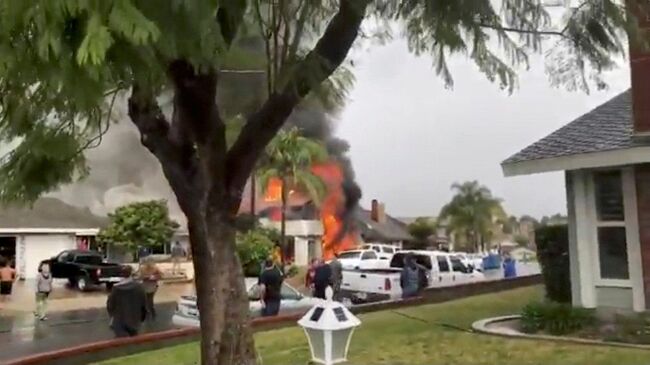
[172,278,320,327]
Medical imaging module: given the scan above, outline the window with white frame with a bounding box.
[593,170,629,280]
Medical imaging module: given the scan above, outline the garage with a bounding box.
[0,197,109,279]
[21,234,77,279]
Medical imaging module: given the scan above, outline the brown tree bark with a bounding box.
[126,2,370,364]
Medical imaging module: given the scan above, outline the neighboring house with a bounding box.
[357,200,413,248]
[397,216,453,250]
[0,198,109,280]
[501,50,650,312]
[259,218,323,267]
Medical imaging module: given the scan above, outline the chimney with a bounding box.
[371,199,379,221]
[629,0,650,140]
[377,203,386,223]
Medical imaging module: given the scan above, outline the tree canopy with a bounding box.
[0,0,641,204]
[97,200,179,250]
[440,181,505,252]
[0,1,642,363]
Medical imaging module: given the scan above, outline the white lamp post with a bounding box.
[297,287,361,365]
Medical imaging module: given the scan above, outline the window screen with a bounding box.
[597,227,629,280]
[594,171,624,222]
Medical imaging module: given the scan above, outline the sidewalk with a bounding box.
[0,279,194,314]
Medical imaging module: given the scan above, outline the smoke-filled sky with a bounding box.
[336,38,630,219]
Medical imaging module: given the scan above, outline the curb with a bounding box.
[3,313,304,365]
[472,315,650,351]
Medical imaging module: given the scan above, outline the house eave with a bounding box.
[502,146,650,177]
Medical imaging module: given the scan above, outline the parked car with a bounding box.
[172,278,321,327]
[40,250,125,291]
[359,243,399,260]
[340,250,485,303]
[336,249,389,270]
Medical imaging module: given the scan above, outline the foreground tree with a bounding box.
[439,181,505,252]
[0,1,640,363]
[258,128,327,266]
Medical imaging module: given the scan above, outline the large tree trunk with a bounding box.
[126,3,370,364]
[189,215,257,365]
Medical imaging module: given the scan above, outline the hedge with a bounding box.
[535,224,571,303]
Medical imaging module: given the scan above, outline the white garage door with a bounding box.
[23,235,76,279]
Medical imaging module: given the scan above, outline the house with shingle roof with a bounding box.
[502,46,650,312]
[0,198,110,279]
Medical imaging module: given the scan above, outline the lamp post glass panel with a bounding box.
[298,287,361,365]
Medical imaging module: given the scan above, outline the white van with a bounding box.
[360,243,399,261]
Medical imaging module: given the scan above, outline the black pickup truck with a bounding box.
[40,250,126,291]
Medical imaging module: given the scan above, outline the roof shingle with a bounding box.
[503,90,636,165]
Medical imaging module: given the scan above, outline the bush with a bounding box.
[236,229,275,277]
[285,265,299,278]
[535,224,571,303]
[521,301,594,335]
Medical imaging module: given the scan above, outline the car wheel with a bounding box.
[76,275,89,291]
[106,283,114,291]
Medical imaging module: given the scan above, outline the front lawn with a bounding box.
[96,286,650,365]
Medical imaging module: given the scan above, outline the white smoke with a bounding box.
[49,98,186,226]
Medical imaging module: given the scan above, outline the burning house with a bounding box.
[240,161,359,266]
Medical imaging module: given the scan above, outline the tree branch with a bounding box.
[128,84,201,217]
[225,0,370,206]
[476,22,568,38]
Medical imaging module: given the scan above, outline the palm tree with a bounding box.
[439,181,505,253]
[258,127,328,266]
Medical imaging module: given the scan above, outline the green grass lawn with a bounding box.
[96,286,650,365]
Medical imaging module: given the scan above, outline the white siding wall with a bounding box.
[294,237,309,267]
[18,234,76,279]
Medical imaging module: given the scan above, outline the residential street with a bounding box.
[0,263,540,363]
[0,303,178,362]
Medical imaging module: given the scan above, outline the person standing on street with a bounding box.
[34,263,53,320]
[0,257,16,303]
[329,254,343,301]
[304,258,318,294]
[170,241,186,275]
[400,254,421,299]
[107,266,147,337]
[313,259,332,300]
[138,257,162,320]
[259,259,283,317]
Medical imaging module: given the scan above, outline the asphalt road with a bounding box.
[0,303,177,362]
[0,263,540,363]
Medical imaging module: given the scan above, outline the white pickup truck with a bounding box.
[340,250,485,303]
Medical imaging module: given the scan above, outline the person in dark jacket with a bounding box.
[400,254,421,299]
[107,266,147,337]
[313,259,332,299]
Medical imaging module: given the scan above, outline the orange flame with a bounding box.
[261,162,358,259]
[312,162,357,260]
[264,178,283,202]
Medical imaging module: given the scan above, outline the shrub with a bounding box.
[521,301,594,335]
[285,265,299,278]
[535,224,571,303]
[236,229,275,277]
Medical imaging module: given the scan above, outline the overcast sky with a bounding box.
[336,38,631,219]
